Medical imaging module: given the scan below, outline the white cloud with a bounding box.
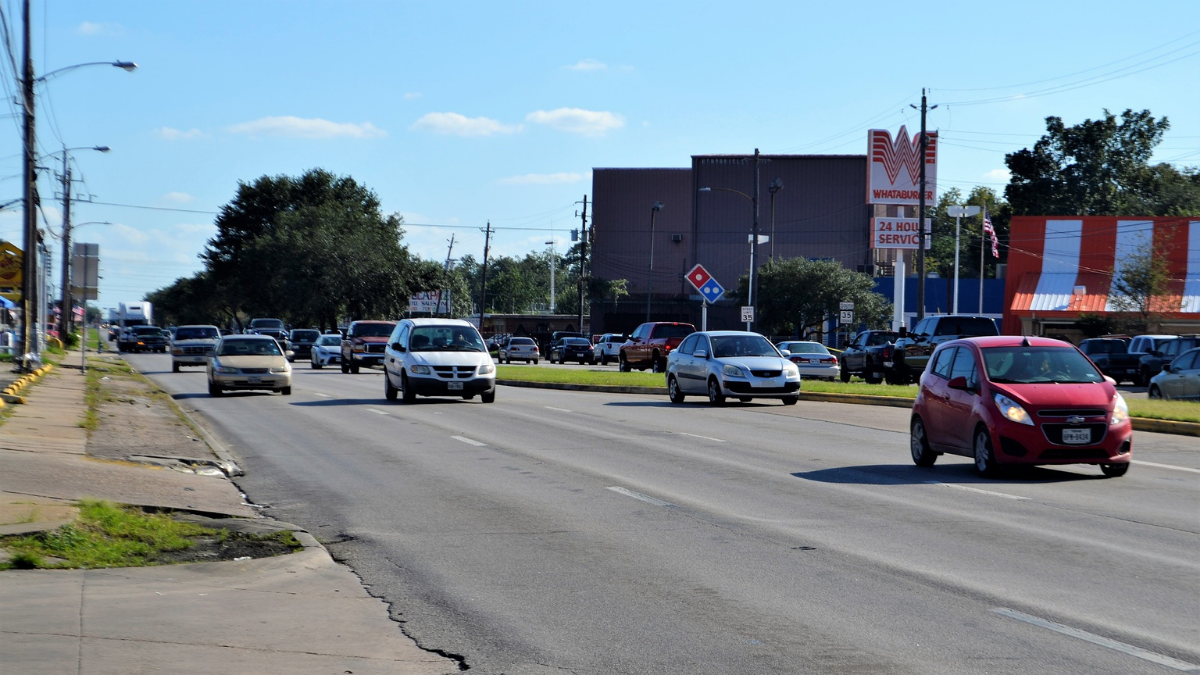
[228,116,387,139]
[410,112,521,137]
[526,108,624,136]
[984,168,1012,182]
[155,127,204,141]
[77,21,123,36]
[497,172,584,186]
[564,58,607,72]
[161,192,195,204]
[404,92,423,100]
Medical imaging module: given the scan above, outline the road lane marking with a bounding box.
[992,608,1200,672]
[678,432,726,443]
[312,393,330,398]
[1132,460,1200,475]
[452,435,486,447]
[544,406,572,413]
[923,481,1030,500]
[606,486,674,507]
[365,408,389,415]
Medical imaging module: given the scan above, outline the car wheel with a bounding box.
[172,362,180,373]
[533,359,539,365]
[651,353,663,373]
[885,371,907,386]
[600,354,608,366]
[350,361,360,374]
[1100,462,1129,478]
[400,372,416,403]
[619,354,631,372]
[341,357,349,374]
[974,427,999,477]
[505,356,511,364]
[1148,385,1163,399]
[384,372,398,401]
[208,381,223,397]
[1139,368,1151,387]
[281,386,292,396]
[481,389,496,403]
[668,376,685,404]
[707,378,726,406]
[312,359,322,369]
[781,395,798,405]
[840,365,850,383]
[910,417,937,467]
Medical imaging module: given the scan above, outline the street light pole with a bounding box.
[750,149,760,331]
[946,205,981,314]
[768,178,783,260]
[56,146,109,342]
[20,0,36,369]
[646,201,663,322]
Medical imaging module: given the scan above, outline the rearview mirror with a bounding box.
[694,349,708,359]
[392,342,405,352]
[779,349,791,357]
[947,376,973,392]
[1162,363,1172,373]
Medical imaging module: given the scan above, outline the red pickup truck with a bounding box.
[619,322,696,373]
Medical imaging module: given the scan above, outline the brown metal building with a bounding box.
[589,153,871,336]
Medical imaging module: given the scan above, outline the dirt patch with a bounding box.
[154,530,301,564]
[86,358,215,464]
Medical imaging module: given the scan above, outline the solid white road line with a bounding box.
[606,486,675,507]
[452,435,486,447]
[1132,460,1200,475]
[992,608,1200,672]
[923,481,1030,501]
[678,432,726,443]
[544,406,572,413]
[365,408,389,415]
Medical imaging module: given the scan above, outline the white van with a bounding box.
[383,318,496,403]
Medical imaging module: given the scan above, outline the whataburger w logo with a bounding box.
[868,126,938,206]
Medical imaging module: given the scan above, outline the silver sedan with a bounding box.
[666,331,801,405]
[1147,347,1200,400]
[776,340,839,380]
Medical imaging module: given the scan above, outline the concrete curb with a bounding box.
[1,364,53,403]
[497,379,1200,436]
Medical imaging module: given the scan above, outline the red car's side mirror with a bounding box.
[947,376,972,391]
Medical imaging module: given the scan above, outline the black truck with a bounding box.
[1079,337,1139,384]
[838,330,900,383]
[890,315,999,384]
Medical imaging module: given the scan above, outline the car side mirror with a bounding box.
[694,349,708,359]
[947,376,972,391]
[392,342,405,352]
[1162,363,1172,373]
[779,349,790,357]
[898,327,908,338]
[285,350,295,359]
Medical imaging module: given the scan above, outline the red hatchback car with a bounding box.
[910,336,1133,477]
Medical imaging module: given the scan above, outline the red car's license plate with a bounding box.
[1062,428,1090,444]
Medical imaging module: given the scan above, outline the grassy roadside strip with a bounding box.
[82,355,210,441]
[494,365,1200,426]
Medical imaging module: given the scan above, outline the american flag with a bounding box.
[982,206,999,258]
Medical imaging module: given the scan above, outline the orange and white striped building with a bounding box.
[1003,216,1200,337]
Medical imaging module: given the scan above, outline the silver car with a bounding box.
[666,331,801,405]
[1148,347,1200,400]
[776,341,839,380]
[500,336,539,364]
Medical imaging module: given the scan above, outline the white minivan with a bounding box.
[383,318,497,403]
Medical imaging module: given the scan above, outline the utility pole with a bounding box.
[20,0,37,370]
[58,151,72,339]
[910,89,936,322]
[546,238,555,313]
[477,221,492,332]
[646,200,663,322]
[436,234,454,315]
[576,195,588,333]
[749,148,760,331]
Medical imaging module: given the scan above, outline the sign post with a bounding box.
[71,243,99,372]
[685,264,723,332]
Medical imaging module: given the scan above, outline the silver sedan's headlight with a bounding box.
[722,364,746,378]
[270,366,289,373]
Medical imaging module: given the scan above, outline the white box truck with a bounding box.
[117,301,153,351]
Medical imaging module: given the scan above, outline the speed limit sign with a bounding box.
[840,310,854,323]
[741,306,755,323]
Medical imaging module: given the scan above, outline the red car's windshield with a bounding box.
[982,347,1104,385]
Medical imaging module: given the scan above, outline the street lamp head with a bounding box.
[652,201,664,211]
[114,61,138,72]
[94,146,111,153]
[769,178,783,193]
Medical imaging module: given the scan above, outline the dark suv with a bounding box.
[247,318,289,348]
[619,322,696,373]
[891,315,998,384]
[340,320,397,373]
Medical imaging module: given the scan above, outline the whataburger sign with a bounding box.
[868,126,937,206]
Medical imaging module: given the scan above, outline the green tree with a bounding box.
[1005,109,1199,216]
[735,258,892,338]
[928,186,1010,280]
[1108,235,1173,333]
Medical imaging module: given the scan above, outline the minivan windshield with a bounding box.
[291,330,320,341]
[410,326,486,352]
[982,347,1103,384]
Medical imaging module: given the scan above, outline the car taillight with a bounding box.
[821,357,836,363]
[883,345,893,358]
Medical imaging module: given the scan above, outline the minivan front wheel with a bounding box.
[384,372,398,401]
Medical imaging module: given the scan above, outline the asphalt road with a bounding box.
[128,353,1200,675]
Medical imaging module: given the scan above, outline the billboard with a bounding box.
[0,241,22,303]
[72,243,100,300]
[868,126,937,205]
[871,218,931,249]
[408,290,449,313]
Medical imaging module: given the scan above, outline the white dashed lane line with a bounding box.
[993,608,1200,672]
[1132,460,1200,475]
[312,392,330,398]
[452,436,486,447]
[365,408,390,415]
[606,486,675,507]
[923,481,1030,501]
[678,432,726,443]
[544,406,572,413]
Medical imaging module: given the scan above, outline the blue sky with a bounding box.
[1,1,1197,312]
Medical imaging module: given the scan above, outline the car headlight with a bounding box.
[172,348,183,355]
[722,364,746,378]
[270,366,289,374]
[993,393,1033,426]
[1111,392,1129,426]
[353,343,364,352]
[410,365,430,375]
[477,363,495,375]
[784,364,800,379]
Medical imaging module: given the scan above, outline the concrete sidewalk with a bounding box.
[0,351,458,674]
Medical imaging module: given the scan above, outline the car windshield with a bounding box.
[656,325,695,339]
[933,318,997,336]
[867,333,898,346]
[175,327,219,340]
[711,335,779,358]
[353,323,396,337]
[509,338,534,345]
[982,347,1104,384]
[250,319,284,329]
[291,330,320,341]
[780,342,826,354]
[316,335,341,346]
[218,339,282,356]
[410,326,486,352]
[133,326,162,335]
[1086,340,1126,354]
[564,338,590,346]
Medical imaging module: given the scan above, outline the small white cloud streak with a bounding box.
[526,108,624,136]
[228,116,386,139]
[404,92,423,100]
[497,172,584,186]
[161,192,195,204]
[410,112,521,137]
[77,21,122,36]
[984,168,1012,182]
[564,59,607,71]
[155,127,204,140]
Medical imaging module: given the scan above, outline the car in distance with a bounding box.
[170,325,221,372]
[550,337,595,365]
[1078,337,1139,384]
[341,320,397,373]
[246,318,290,348]
[128,325,168,353]
[287,329,321,362]
[838,330,900,383]
[1147,347,1200,400]
[593,333,627,365]
[499,336,539,364]
[382,318,496,403]
[207,335,293,396]
[620,322,696,373]
[310,333,343,369]
[909,336,1132,477]
[666,331,800,406]
[776,341,839,380]
[1126,334,1176,386]
[1138,335,1199,387]
[891,315,999,384]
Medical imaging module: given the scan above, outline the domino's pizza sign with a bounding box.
[686,264,724,303]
